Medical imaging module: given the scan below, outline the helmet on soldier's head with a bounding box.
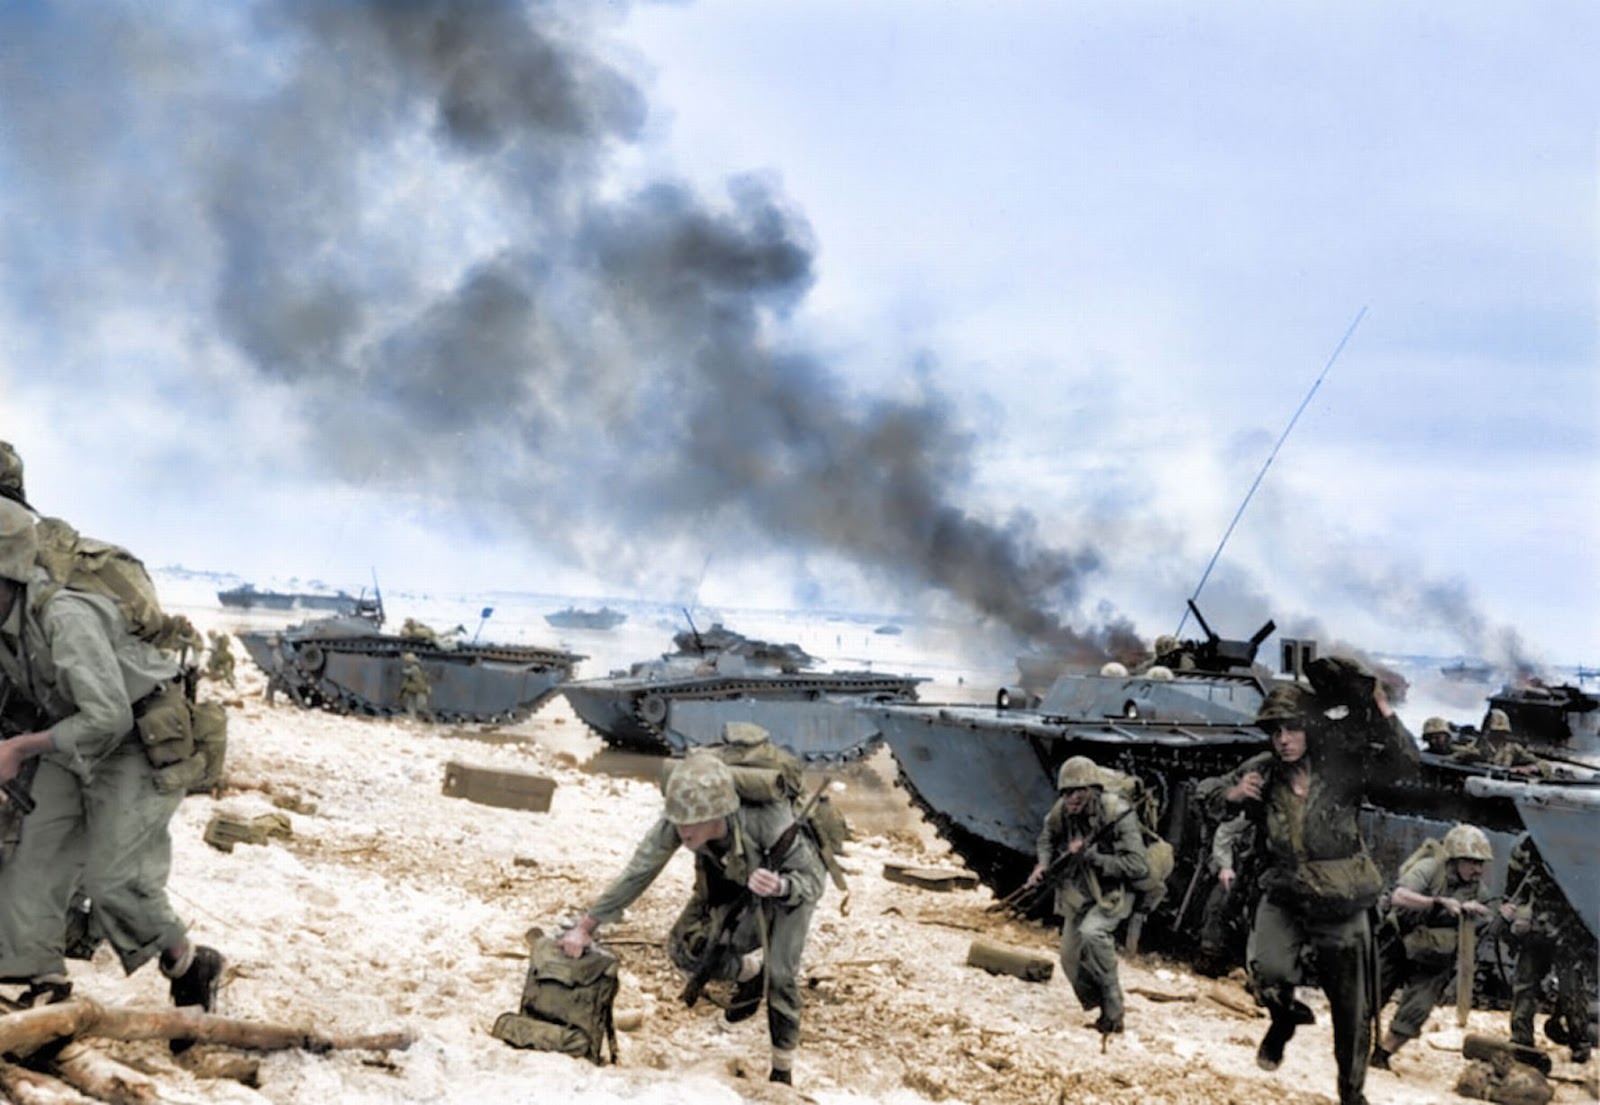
[1255,683,1315,731]
[722,721,769,746]
[401,652,418,662]
[0,498,38,584]
[1148,665,1174,682]
[1422,716,1451,737]
[1099,661,1128,678]
[1442,823,1493,863]
[1486,708,1511,734]
[1153,634,1178,655]
[664,751,740,825]
[1056,755,1102,792]
[0,441,29,511]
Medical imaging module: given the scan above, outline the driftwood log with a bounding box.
[0,997,414,1063]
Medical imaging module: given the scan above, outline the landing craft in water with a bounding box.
[218,583,361,614]
[544,605,628,631]
[862,602,1589,961]
[1441,658,1497,683]
[237,602,584,724]
[560,621,924,764]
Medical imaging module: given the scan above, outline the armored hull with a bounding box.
[865,611,1584,958]
[219,584,359,614]
[1485,681,1599,760]
[560,622,924,763]
[239,615,584,724]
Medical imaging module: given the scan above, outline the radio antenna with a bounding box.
[1177,307,1368,635]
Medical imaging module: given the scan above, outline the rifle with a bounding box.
[679,784,824,1009]
[986,803,1137,915]
[0,684,40,816]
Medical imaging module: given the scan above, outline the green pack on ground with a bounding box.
[493,934,619,1064]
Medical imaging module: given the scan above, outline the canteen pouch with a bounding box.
[134,680,194,767]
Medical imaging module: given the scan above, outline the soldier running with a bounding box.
[1201,662,1418,1105]
[1025,754,1150,1036]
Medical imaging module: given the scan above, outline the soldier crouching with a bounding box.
[557,751,824,1085]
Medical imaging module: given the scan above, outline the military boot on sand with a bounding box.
[725,973,764,1023]
[168,946,225,1012]
[1256,1006,1303,1071]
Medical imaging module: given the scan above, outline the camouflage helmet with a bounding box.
[1153,634,1179,655]
[1421,716,1451,737]
[0,498,38,584]
[0,441,28,511]
[401,651,418,662]
[1056,755,1102,792]
[1486,708,1512,734]
[721,721,769,746]
[1099,661,1128,678]
[664,751,739,825]
[1442,823,1493,863]
[1256,683,1315,730]
[1147,665,1175,682]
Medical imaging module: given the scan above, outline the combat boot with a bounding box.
[168,945,224,1012]
[725,972,764,1024]
[1256,1007,1299,1071]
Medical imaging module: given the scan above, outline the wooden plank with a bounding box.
[882,863,979,892]
[441,761,555,812]
[965,937,1053,983]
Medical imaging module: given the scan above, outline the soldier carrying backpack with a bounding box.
[553,747,827,1087]
[0,495,224,1013]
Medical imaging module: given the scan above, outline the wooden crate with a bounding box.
[441,761,556,813]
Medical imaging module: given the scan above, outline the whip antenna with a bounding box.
[1177,306,1368,635]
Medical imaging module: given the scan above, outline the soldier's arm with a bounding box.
[586,818,682,925]
[1035,799,1065,867]
[770,825,825,906]
[39,599,137,767]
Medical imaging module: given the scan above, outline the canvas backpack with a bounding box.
[1095,765,1176,912]
[29,517,224,792]
[708,736,852,897]
[493,933,619,1064]
[30,517,199,655]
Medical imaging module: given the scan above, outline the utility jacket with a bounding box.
[1388,853,1488,961]
[589,799,825,925]
[1035,790,1150,914]
[0,574,177,775]
[1202,711,1418,906]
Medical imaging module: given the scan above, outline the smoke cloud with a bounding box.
[0,0,1113,651]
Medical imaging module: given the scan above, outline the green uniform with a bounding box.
[0,579,185,979]
[398,659,431,718]
[1204,711,1418,1105]
[1035,790,1150,1025]
[1199,812,1257,970]
[1376,852,1487,1040]
[588,800,824,1053]
[1505,835,1596,1057]
[1449,733,1549,775]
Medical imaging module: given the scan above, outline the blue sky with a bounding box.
[1,0,1595,669]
